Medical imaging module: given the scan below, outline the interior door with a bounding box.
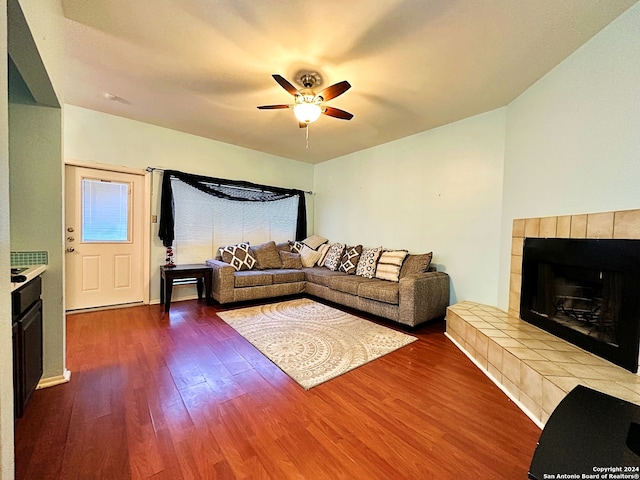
[65,165,145,310]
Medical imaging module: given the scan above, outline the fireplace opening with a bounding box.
[521,238,640,373]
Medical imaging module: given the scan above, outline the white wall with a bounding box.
[0,2,13,477]
[64,105,315,303]
[498,2,640,310]
[314,108,506,305]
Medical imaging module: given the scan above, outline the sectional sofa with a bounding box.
[206,240,450,328]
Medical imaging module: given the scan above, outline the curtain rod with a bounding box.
[146,167,313,195]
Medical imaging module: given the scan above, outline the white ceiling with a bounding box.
[61,0,638,164]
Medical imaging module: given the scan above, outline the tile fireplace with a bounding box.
[520,237,640,373]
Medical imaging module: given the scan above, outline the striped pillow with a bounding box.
[375,250,408,282]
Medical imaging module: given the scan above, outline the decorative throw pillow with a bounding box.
[400,252,433,278]
[323,243,346,271]
[356,246,382,278]
[278,250,303,269]
[219,242,256,271]
[315,243,331,266]
[300,244,323,268]
[375,249,409,282]
[288,240,304,253]
[302,234,329,250]
[251,241,283,269]
[339,245,363,274]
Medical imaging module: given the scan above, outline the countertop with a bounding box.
[11,264,47,293]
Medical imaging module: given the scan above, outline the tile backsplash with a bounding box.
[11,251,48,266]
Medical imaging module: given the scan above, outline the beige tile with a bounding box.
[557,215,571,238]
[590,365,638,382]
[504,346,546,361]
[586,212,614,239]
[520,362,543,404]
[518,390,541,420]
[487,341,503,370]
[475,331,490,358]
[539,217,557,238]
[570,214,587,238]
[542,378,566,413]
[508,290,520,314]
[540,410,551,425]
[503,350,521,384]
[540,340,582,353]
[521,360,572,376]
[518,338,555,350]
[546,376,584,393]
[465,319,494,329]
[560,363,608,380]
[464,327,477,348]
[510,254,522,275]
[536,349,577,363]
[613,209,640,239]
[501,376,520,399]
[513,218,526,238]
[525,218,540,238]
[582,379,640,405]
[492,337,525,348]
[487,363,502,383]
[511,237,524,256]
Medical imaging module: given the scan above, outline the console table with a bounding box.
[160,264,213,312]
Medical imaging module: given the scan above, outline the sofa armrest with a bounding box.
[206,259,235,304]
[398,271,450,327]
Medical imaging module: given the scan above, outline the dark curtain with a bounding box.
[158,169,307,247]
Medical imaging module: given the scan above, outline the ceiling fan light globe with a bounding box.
[294,103,322,124]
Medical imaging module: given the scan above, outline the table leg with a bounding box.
[196,277,204,300]
[160,274,165,305]
[165,278,173,313]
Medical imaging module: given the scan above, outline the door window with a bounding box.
[81,178,130,242]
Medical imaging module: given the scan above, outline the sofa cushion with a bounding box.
[323,243,346,271]
[219,242,257,271]
[270,269,306,284]
[400,252,433,278]
[302,234,328,250]
[358,279,400,305]
[326,274,370,296]
[303,267,348,287]
[339,245,363,274]
[316,243,331,266]
[375,250,408,282]
[279,250,303,269]
[234,270,273,287]
[300,244,323,267]
[288,240,304,253]
[251,241,283,269]
[355,246,382,278]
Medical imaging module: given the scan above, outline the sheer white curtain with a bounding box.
[171,178,298,263]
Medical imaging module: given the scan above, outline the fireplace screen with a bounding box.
[521,238,640,373]
[531,264,621,347]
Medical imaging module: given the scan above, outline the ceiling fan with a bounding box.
[257,73,353,127]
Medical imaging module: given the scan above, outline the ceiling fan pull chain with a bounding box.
[305,124,310,149]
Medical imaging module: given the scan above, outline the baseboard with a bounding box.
[36,368,72,390]
[444,332,544,430]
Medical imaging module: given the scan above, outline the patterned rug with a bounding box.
[217,298,417,389]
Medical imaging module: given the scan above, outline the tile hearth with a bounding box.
[445,301,640,427]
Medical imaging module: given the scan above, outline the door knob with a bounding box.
[66,247,75,253]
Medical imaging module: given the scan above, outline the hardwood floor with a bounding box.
[15,297,542,479]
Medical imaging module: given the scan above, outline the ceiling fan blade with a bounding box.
[272,74,299,96]
[323,106,353,120]
[257,104,290,109]
[319,81,351,101]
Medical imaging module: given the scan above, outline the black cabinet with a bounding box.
[12,276,43,419]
